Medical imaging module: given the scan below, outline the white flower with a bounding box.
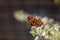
[29,16,60,40]
[35,16,42,20]
[54,27,59,32]
[48,18,54,24]
[44,35,48,39]
[14,10,29,22]
[53,23,59,27]
[44,24,50,30]
[41,16,49,24]
[37,27,44,36]
[34,36,39,40]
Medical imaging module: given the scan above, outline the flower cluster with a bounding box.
[30,16,60,40]
[13,10,60,40]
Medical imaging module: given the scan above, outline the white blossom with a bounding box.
[29,16,60,40]
[48,18,54,24]
[34,36,39,40]
[13,10,60,40]
[41,16,49,24]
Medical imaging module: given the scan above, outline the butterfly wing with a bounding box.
[28,16,36,26]
[36,19,43,25]
[28,16,43,27]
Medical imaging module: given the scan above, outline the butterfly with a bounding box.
[27,16,43,27]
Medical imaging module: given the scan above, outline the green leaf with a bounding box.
[29,27,37,36]
[57,32,60,40]
[29,31,36,36]
[45,29,54,37]
[31,27,37,33]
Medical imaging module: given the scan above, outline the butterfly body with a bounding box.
[27,16,43,27]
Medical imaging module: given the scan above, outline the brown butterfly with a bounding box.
[27,16,43,27]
